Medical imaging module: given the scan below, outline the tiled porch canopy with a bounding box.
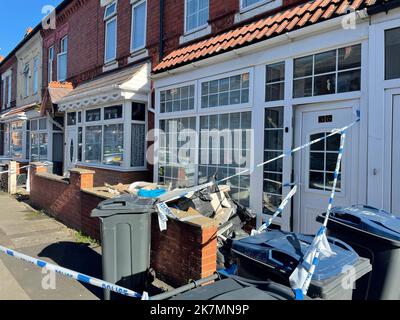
[0,103,39,122]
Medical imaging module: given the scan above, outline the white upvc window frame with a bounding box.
[241,0,270,10]
[104,1,118,64]
[48,46,54,84]
[156,67,254,198]
[235,0,282,24]
[30,117,50,162]
[73,101,147,171]
[130,0,147,53]
[2,70,12,109]
[130,101,148,168]
[57,36,68,82]
[1,77,5,108]
[33,57,39,94]
[184,0,209,34]
[9,120,25,160]
[23,63,30,98]
[292,44,362,100]
[198,68,253,115]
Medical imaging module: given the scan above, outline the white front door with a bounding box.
[64,127,78,173]
[391,95,400,215]
[294,104,359,234]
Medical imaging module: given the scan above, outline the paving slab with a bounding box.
[0,192,101,300]
[0,258,30,300]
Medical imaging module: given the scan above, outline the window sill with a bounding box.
[179,25,212,45]
[128,48,149,64]
[77,162,147,172]
[103,60,119,72]
[234,0,282,24]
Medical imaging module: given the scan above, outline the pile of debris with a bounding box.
[104,179,256,268]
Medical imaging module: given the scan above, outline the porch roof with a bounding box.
[57,63,150,112]
[153,0,378,74]
[0,103,39,122]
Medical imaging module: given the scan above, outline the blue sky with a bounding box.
[0,0,63,58]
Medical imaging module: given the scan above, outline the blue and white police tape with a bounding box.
[252,185,298,235]
[289,131,347,300]
[0,244,148,300]
[218,119,359,185]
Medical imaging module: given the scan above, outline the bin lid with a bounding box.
[232,230,358,281]
[328,205,400,242]
[91,194,155,218]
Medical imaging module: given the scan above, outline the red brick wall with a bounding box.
[76,165,152,187]
[29,165,95,231]
[41,0,151,88]
[151,218,217,286]
[80,191,102,240]
[148,0,310,67]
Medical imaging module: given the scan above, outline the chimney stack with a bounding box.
[0,56,4,63]
[25,27,33,37]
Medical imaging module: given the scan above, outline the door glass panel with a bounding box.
[263,107,284,216]
[70,138,74,162]
[309,171,324,190]
[310,152,324,171]
[385,27,400,80]
[309,132,342,192]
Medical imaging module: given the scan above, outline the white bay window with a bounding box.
[69,102,146,170]
[10,121,24,159]
[85,125,103,164]
[30,118,49,162]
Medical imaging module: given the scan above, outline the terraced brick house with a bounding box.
[40,0,153,185]
[0,27,41,164]
[151,0,400,233]
[1,0,400,237]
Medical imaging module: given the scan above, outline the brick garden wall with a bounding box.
[76,165,152,188]
[29,162,217,286]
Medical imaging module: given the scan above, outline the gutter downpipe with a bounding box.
[159,0,165,61]
[151,273,220,300]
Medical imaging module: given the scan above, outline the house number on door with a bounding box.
[318,115,333,123]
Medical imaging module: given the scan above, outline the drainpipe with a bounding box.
[159,0,165,61]
[151,273,220,300]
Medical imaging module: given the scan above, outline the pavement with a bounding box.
[0,192,102,300]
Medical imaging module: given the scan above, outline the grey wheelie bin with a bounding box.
[318,205,400,300]
[231,230,372,300]
[91,194,154,300]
